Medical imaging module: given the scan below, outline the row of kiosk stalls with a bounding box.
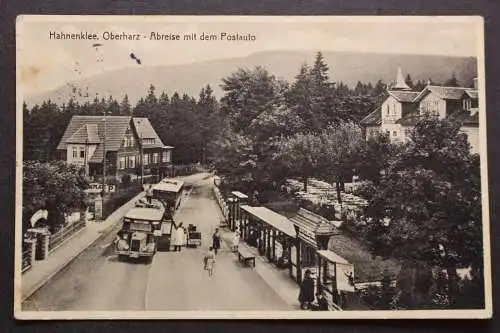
[239,205,297,278]
[227,191,249,231]
[238,205,356,310]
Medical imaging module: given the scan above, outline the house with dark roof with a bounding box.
[57,116,174,181]
[360,69,480,154]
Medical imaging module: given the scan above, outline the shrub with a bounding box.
[102,184,142,218]
[121,174,131,186]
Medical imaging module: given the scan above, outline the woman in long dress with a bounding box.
[232,228,240,252]
[204,247,216,276]
[212,228,221,255]
[174,223,185,251]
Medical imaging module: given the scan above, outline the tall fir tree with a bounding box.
[120,94,131,115]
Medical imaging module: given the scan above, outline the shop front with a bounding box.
[239,205,297,278]
[228,191,249,231]
[290,208,340,285]
[317,250,354,309]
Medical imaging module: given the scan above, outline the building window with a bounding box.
[463,99,472,110]
[142,138,155,145]
[153,152,159,164]
[162,151,167,162]
[129,155,135,169]
[119,157,126,170]
[123,136,135,147]
[386,105,389,115]
[393,131,397,137]
[166,150,172,162]
[143,154,150,165]
[72,147,78,158]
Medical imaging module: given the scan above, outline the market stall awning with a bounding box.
[240,205,296,238]
[318,250,355,292]
[317,250,350,265]
[289,208,340,248]
[231,191,249,199]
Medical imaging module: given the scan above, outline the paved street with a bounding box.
[146,176,292,311]
[22,173,293,311]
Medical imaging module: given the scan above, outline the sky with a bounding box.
[17,16,483,97]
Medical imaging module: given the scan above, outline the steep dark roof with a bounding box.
[57,116,131,151]
[465,90,479,99]
[66,124,100,144]
[360,107,382,126]
[133,118,165,148]
[414,85,478,102]
[387,90,419,103]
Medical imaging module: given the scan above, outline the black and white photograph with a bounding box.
[14,15,491,319]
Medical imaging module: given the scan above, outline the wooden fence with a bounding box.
[212,186,229,226]
[22,242,33,273]
[48,219,86,252]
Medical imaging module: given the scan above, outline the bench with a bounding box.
[237,245,256,268]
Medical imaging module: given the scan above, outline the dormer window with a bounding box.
[123,136,134,147]
[143,138,155,145]
[463,99,472,111]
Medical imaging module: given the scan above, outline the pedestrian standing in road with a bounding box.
[298,269,315,310]
[232,228,240,252]
[212,228,221,255]
[173,223,185,251]
[204,247,216,277]
[146,184,154,204]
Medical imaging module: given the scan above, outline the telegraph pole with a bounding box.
[84,138,88,178]
[140,132,144,186]
[102,109,107,195]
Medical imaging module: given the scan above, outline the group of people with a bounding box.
[202,227,241,277]
[203,228,221,276]
[298,269,329,311]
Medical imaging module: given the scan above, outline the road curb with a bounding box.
[21,191,146,303]
[21,229,108,302]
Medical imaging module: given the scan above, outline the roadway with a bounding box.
[22,173,291,311]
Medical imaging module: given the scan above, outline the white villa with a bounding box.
[360,68,479,154]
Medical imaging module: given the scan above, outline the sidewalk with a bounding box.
[20,191,146,302]
[220,230,301,309]
[209,183,301,308]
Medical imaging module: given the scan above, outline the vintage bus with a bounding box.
[153,178,185,212]
[115,203,166,261]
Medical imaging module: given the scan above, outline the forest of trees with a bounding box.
[23,52,403,165]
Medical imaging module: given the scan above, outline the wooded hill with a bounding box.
[24,51,477,107]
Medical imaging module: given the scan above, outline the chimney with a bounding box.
[473,78,478,90]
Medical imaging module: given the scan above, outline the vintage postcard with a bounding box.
[15,15,491,319]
